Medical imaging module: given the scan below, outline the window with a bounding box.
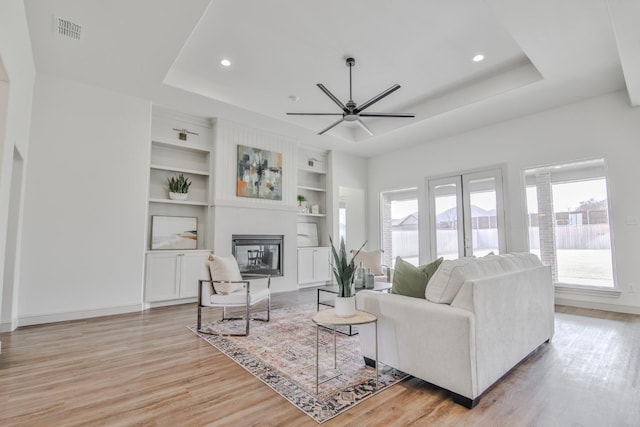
[380,188,419,267]
[338,206,347,244]
[524,158,614,288]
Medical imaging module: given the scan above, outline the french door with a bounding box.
[428,169,506,259]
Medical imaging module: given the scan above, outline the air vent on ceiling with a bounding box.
[55,16,82,40]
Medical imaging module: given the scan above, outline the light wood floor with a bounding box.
[1,288,639,426]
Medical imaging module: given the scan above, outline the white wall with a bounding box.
[367,91,640,313]
[330,151,368,249]
[18,74,151,325]
[0,0,36,333]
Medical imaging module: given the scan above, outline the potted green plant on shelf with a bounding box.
[297,194,307,213]
[329,236,366,317]
[167,173,192,201]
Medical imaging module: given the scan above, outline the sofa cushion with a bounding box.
[425,253,543,304]
[208,255,245,295]
[392,257,443,299]
[426,256,506,304]
[353,249,384,276]
[496,252,542,271]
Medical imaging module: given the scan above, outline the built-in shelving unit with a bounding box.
[144,108,214,306]
[146,108,214,250]
[297,148,331,288]
[296,149,329,235]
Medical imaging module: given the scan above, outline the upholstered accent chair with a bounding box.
[197,254,271,336]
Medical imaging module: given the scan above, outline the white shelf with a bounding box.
[151,139,210,154]
[149,198,209,206]
[298,213,326,217]
[150,164,210,176]
[298,167,326,174]
[297,185,326,192]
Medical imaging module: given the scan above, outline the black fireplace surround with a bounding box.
[232,234,283,277]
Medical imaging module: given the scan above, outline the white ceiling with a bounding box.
[23,0,640,157]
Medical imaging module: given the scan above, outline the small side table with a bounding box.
[312,309,378,394]
[316,283,391,336]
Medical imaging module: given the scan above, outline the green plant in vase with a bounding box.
[167,173,192,200]
[329,236,366,298]
[297,194,307,212]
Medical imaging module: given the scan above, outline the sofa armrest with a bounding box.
[453,265,554,394]
[356,291,477,398]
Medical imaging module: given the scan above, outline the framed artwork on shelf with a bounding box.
[297,222,319,247]
[236,145,283,200]
[151,216,197,250]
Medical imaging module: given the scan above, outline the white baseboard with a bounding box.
[298,282,327,289]
[18,304,144,327]
[145,297,197,309]
[555,297,640,315]
[0,320,15,333]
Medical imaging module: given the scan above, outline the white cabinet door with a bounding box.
[145,250,211,302]
[298,247,331,285]
[297,249,315,284]
[313,248,331,282]
[179,252,210,298]
[145,252,180,301]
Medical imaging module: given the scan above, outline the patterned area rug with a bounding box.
[190,304,408,424]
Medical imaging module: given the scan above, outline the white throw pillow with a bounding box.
[353,249,384,276]
[425,258,476,303]
[208,255,244,295]
[426,256,506,304]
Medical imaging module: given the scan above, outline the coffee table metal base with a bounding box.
[312,309,378,395]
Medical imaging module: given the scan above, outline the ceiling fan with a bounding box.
[287,57,415,136]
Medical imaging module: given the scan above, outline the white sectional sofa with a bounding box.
[356,253,554,408]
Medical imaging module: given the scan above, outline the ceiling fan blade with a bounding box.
[359,112,415,118]
[286,112,344,116]
[317,84,348,112]
[355,84,401,113]
[356,119,374,136]
[318,117,345,135]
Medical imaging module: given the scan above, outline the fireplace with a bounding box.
[232,234,283,277]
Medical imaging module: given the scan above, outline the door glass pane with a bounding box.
[434,184,459,260]
[381,189,419,267]
[468,177,499,256]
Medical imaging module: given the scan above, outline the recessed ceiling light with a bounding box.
[220,59,231,67]
[473,54,485,62]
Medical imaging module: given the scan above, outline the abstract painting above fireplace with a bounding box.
[232,234,283,277]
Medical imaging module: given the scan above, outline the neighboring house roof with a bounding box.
[392,212,418,227]
[435,206,496,223]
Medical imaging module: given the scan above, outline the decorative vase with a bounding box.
[334,296,356,317]
[169,192,188,201]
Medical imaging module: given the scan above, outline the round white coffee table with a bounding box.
[312,309,378,394]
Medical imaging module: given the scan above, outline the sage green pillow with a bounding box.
[391,256,444,299]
